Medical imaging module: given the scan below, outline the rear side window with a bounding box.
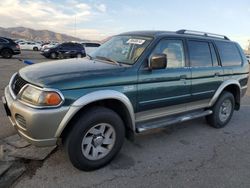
[0,38,8,43]
[215,41,242,66]
[188,41,212,67]
[76,43,84,49]
[209,43,219,66]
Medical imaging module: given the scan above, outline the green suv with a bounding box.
[2,30,249,171]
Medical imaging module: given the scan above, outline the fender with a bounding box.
[55,90,135,137]
[209,79,241,107]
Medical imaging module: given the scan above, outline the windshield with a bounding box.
[90,35,152,65]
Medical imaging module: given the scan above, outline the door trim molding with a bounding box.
[135,99,210,122]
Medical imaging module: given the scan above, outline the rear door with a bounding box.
[58,43,69,54]
[187,39,223,103]
[0,38,8,50]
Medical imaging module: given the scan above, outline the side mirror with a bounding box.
[148,54,167,70]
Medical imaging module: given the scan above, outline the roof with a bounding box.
[118,30,231,42]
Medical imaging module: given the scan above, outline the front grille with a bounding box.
[15,114,26,129]
[11,74,28,95]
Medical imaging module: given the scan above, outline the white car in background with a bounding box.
[246,55,250,64]
[81,42,101,54]
[18,41,42,51]
[41,42,59,51]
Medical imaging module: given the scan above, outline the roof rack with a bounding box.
[176,29,230,40]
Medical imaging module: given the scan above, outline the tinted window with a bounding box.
[188,41,212,67]
[74,43,83,48]
[85,43,100,47]
[151,39,185,68]
[215,41,242,66]
[209,43,219,66]
[60,43,70,48]
[0,38,8,43]
[68,43,80,48]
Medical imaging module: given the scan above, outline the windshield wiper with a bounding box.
[95,56,121,66]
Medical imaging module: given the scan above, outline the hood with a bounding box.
[19,58,127,89]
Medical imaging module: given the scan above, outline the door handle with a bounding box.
[214,72,220,76]
[180,75,187,80]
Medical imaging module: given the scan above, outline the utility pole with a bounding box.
[74,15,77,38]
[248,40,250,54]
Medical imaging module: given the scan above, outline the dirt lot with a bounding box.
[1,51,250,188]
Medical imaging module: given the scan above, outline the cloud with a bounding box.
[95,4,107,13]
[0,0,109,40]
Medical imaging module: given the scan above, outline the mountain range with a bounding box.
[0,27,85,42]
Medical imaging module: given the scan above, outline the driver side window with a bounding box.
[151,39,185,68]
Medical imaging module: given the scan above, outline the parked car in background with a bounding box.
[81,42,101,54]
[0,37,21,58]
[15,39,28,44]
[41,42,86,59]
[18,41,41,51]
[41,42,59,51]
[246,55,250,64]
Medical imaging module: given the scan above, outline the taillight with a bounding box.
[16,45,20,49]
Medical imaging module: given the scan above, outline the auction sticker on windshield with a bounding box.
[126,39,145,45]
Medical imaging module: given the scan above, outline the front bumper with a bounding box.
[2,86,69,147]
[40,51,50,57]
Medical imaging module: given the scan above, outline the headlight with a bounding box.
[19,85,63,107]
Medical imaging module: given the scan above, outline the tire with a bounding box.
[76,53,82,58]
[1,49,13,59]
[50,52,57,59]
[33,47,38,51]
[206,91,235,128]
[65,107,125,171]
[58,52,64,59]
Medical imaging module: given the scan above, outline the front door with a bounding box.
[137,39,191,114]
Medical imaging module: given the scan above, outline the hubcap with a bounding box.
[219,99,232,122]
[81,123,116,160]
[51,53,56,59]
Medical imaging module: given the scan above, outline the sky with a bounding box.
[0,0,250,49]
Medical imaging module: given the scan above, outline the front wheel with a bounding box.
[76,53,82,58]
[206,91,235,128]
[65,107,125,171]
[50,52,57,59]
[33,47,38,51]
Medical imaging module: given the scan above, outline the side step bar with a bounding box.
[136,110,213,133]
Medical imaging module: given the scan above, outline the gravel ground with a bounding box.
[1,51,250,188]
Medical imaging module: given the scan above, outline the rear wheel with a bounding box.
[1,49,13,58]
[65,107,125,171]
[206,91,235,128]
[50,52,57,59]
[76,53,82,58]
[33,47,38,51]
